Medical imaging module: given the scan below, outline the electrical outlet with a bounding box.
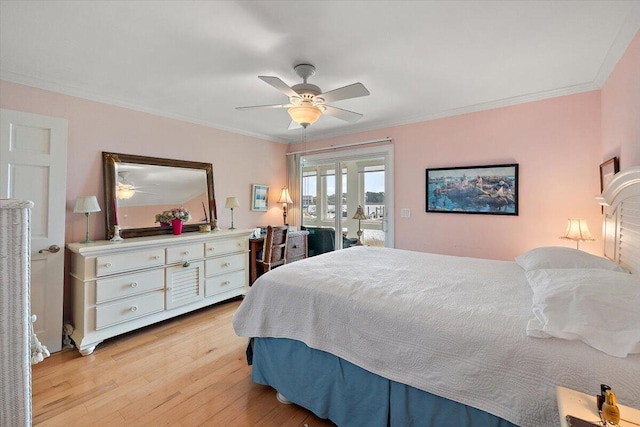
[400,208,410,218]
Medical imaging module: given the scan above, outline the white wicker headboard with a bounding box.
[597,166,640,275]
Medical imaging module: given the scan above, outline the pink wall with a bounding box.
[0,81,289,243]
[298,91,603,260]
[601,30,640,169]
[5,31,635,264]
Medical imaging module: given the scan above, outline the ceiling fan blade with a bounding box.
[319,83,370,103]
[258,76,300,98]
[235,103,292,110]
[323,105,363,122]
[288,120,302,130]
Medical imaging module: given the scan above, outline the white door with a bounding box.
[0,109,68,353]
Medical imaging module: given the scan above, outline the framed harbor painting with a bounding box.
[426,163,518,215]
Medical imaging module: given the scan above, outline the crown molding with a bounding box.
[593,3,640,87]
[0,70,287,144]
[305,81,601,143]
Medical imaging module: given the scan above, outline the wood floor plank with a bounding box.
[32,300,335,426]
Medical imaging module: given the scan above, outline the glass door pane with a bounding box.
[302,160,342,256]
[362,162,386,246]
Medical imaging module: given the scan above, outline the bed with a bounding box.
[233,167,640,427]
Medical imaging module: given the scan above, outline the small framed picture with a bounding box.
[599,157,619,193]
[251,184,269,212]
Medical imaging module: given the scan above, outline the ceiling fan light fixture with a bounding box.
[288,105,322,127]
[116,183,136,200]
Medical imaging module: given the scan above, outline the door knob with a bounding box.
[39,244,61,254]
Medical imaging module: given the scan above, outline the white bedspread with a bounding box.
[233,247,640,427]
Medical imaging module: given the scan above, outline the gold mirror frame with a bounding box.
[103,152,217,239]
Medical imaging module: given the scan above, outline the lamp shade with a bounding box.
[352,205,366,220]
[277,188,293,204]
[225,197,240,209]
[73,196,101,213]
[561,218,596,242]
[288,105,322,127]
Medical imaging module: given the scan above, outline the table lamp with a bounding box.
[352,205,367,246]
[225,197,240,229]
[74,196,101,243]
[560,218,595,250]
[277,188,293,225]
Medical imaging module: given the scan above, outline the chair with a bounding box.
[257,225,289,274]
[302,226,357,257]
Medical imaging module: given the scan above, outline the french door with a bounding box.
[300,145,393,249]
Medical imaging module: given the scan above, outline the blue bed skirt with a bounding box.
[250,337,517,427]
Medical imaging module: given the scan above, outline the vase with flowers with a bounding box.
[165,207,191,235]
[154,213,171,227]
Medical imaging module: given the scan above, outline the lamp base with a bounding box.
[229,209,235,229]
[81,213,93,244]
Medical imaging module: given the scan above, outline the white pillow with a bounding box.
[515,246,627,273]
[525,268,640,357]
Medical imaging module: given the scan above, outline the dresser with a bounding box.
[286,230,309,264]
[67,229,251,355]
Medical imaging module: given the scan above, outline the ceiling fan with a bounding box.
[116,172,155,200]
[236,64,370,129]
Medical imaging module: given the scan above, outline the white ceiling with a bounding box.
[1,1,639,144]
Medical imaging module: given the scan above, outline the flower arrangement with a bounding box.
[155,207,191,223]
[155,213,171,224]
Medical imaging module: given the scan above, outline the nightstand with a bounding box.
[556,386,640,427]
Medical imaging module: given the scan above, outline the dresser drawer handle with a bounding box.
[182,250,190,256]
[105,262,113,268]
[222,280,231,286]
[153,255,160,260]
[130,305,138,312]
[208,247,214,252]
[130,281,138,288]
[222,262,231,268]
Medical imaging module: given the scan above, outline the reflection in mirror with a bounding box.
[103,152,217,239]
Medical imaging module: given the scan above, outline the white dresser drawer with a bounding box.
[96,249,164,277]
[205,238,247,257]
[96,269,164,304]
[205,270,245,297]
[205,253,246,276]
[166,243,203,264]
[95,291,164,330]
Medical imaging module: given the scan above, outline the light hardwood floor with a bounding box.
[32,298,336,427]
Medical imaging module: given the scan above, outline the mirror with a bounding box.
[103,152,217,239]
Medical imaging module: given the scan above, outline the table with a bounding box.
[557,386,640,427]
[249,236,264,285]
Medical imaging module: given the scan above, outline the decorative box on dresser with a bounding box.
[67,229,252,355]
